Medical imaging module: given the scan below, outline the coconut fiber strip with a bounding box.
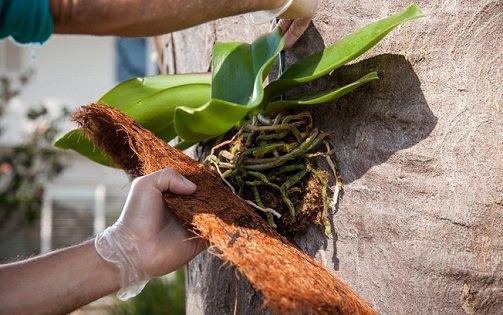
[73,104,377,315]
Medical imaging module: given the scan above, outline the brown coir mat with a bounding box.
[73,104,377,315]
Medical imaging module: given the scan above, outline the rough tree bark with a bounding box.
[156,1,502,314]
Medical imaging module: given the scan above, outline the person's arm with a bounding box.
[50,0,286,36]
[50,0,317,48]
[0,168,205,315]
[0,240,119,315]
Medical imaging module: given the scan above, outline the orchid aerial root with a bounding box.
[206,111,343,236]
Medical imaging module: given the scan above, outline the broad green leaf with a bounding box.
[265,72,379,114]
[100,73,211,108]
[174,99,251,142]
[55,130,116,167]
[174,140,197,151]
[248,27,285,106]
[211,42,254,104]
[122,83,210,140]
[56,81,211,167]
[175,28,285,142]
[265,4,425,99]
[211,27,284,105]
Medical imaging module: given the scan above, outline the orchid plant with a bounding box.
[56,4,424,165]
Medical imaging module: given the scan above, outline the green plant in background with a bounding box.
[0,72,68,237]
[56,5,424,235]
[0,105,68,221]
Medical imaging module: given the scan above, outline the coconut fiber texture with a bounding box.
[73,104,377,315]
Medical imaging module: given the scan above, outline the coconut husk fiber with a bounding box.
[73,104,377,315]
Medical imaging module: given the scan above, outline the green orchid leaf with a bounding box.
[265,4,425,98]
[175,28,285,143]
[121,83,210,140]
[100,73,211,108]
[211,42,254,104]
[174,98,251,142]
[56,79,211,167]
[265,72,379,114]
[212,27,284,105]
[55,130,116,167]
[174,140,198,151]
[247,27,285,106]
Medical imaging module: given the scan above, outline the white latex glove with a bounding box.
[95,168,206,300]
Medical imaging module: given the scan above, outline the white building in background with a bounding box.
[0,35,158,259]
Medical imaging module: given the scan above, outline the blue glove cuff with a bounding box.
[0,0,54,44]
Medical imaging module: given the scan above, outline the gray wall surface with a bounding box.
[157,1,502,314]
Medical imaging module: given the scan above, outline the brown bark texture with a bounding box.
[156,1,502,314]
[73,104,377,314]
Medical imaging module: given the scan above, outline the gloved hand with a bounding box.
[95,168,206,300]
[278,0,318,49]
[246,0,318,49]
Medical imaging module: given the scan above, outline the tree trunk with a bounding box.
[156,1,502,314]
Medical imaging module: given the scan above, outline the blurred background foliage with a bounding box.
[0,71,68,246]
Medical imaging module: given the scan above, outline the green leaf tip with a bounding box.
[265,4,425,99]
[54,129,117,167]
